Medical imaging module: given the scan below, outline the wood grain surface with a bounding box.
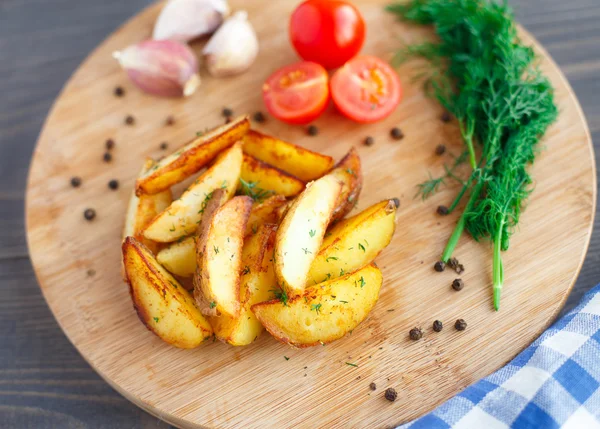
[2,0,600,427]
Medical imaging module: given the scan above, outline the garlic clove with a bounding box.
[202,10,259,78]
[153,0,230,43]
[113,40,201,98]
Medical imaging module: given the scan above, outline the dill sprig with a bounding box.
[388,0,558,310]
[238,178,275,202]
[415,150,469,202]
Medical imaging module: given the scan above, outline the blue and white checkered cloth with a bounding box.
[400,284,600,428]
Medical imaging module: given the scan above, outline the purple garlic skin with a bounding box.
[153,0,230,43]
[113,40,200,98]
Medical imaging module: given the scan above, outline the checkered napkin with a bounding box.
[400,285,600,429]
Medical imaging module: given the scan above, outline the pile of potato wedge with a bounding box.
[121,115,399,349]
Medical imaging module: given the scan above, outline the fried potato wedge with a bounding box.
[252,264,382,348]
[123,159,173,255]
[122,237,212,349]
[195,194,253,317]
[327,148,363,223]
[308,199,398,285]
[242,130,334,181]
[241,154,305,197]
[209,224,277,345]
[143,142,243,243]
[156,236,196,277]
[274,175,342,295]
[136,116,249,195]
[245,195,287,236]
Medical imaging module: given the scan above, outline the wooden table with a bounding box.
[1,0,598,427]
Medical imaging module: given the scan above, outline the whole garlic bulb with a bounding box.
[203,11,259,77]
[113,40,201,97]
[153,0,230,43]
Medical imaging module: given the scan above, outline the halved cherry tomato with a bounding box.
[290,0,365,70]
[330,56,402,123]
[262,62,330,125]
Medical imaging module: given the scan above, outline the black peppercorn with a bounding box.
[114,86,124,97]
[437,205,449,215]
[455,264,465,275]
[448,257,459,269]
[384,388,397,402]
[160,142,168,150]
[440,111,451,123]
[455,319,467,331]
[108,179,119,190]
[364,136,375,146]
[84,208,96,221]
[70,177,82,188]
[222,107,233,117]
[103,152,112,163]
[253,111,266,123]
[435,144,446,155]
[390,127,404,140]
[125,115,135,125]
[307,125,318,136]
[391,198,400,209]
[434,261,446,272]
[369,382,377,391]
[452,278,464,291]
[409,327,423,341]
[433,320,443,332]
[105,139,115,150]
[87,268,96,277]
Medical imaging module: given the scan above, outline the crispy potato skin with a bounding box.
[195,194,253,317]
[274,175,342,295]
[308,199,398,285]
[240,154,305,197]
[122,237,212,348]
[156,236,196,277]
[245,195,287,237]
[252,264,382,348]
[209,224,277,345]
[242,130,333,181]
[328,148,363,224]
[136,116,249,195]
[143,143,243,243]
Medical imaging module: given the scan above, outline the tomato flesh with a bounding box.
[330,56,402,123]
[262,62,330,125]
[290,0,365,70]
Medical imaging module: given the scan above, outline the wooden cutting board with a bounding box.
[25,0,595,427]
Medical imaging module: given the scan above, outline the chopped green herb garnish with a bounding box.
[153,317,159,323]
[213,245,219,254]
[358,243,366,252]
[357,276,366,288]
[242,265,250,275]
[209,301,216,309]
[326,256,338,262]
[239,178,274,202]
[220,180,228,189]
[346,362,358,367]
[302,248,312,255]
[340,268,345,276]
[251,224,258,234]
[270,288,289,306]
[339,300,349,304]
[309,229,316,237]
[284,356,290,361]
[346,168,356,177]
[169,224,176,232]
[323,273,332,282]
[311,303,322,314]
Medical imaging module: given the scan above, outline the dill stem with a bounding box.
[447,170,477,213]
[492,219,505,311]
[441,179,484,262]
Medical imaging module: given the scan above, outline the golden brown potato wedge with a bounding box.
[274,175,342,295]
[240,154,305,197]
[328,148,363,223]
[156,236,196,277]
[245,195,287,237]
[122,236,212,349]
[242,130,334,181]
[252,264,382,348]
[308,199,398,285]
[209,224,277,345]
[123,159,173,255]
[143,142,243,243]
[136,116,249,195]
[195,194,253,317]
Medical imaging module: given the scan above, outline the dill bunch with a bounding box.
[387,0,558,310]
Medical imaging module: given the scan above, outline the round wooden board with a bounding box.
[26,1,595,428]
